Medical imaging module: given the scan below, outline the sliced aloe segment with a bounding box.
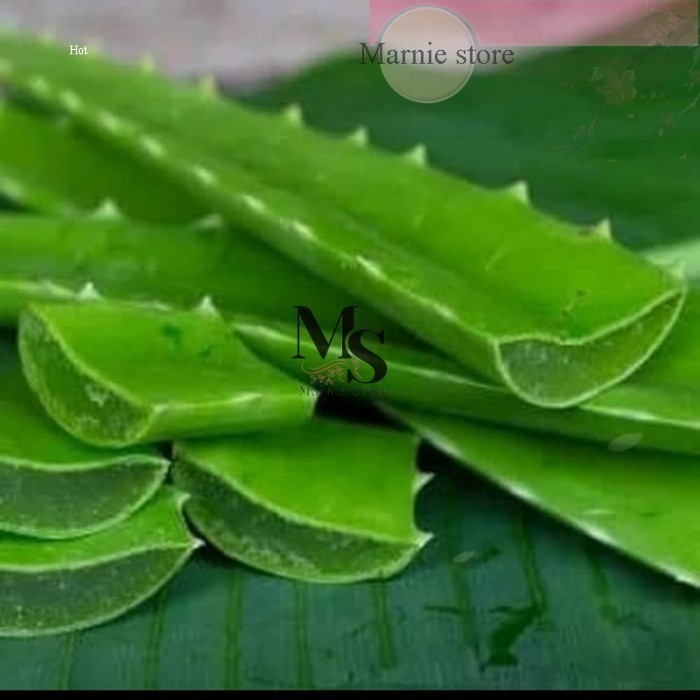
[19,300,314,448]
[398,409,700,589]
[0,487,197,637]
[0,341,167,538]
[0,33,686,407]
[173,419,430,583]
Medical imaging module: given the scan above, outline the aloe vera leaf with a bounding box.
[2,211,696,458]
[19,299,315,447]
[0,35,686,408]
[0,214,392,334]
[396,407,700,589]
[0,487,198,637]
[0,341,168,539]
[237,287,700,457]
[0,102,205,223]
[1,212,696,457]
[173,418,430,583]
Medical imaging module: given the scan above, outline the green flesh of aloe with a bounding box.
[0,487,197,637]
[0,33,687,407]
[19,300,315,448]
[0,340,168,538]
[396,408,700,589]
[173,419,429,583]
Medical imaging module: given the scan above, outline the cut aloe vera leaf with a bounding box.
[0,342,168,539]
[0,215,391,334]
[0,487,198,637]
[0,34,686,407]
[396,408,700,589]
[173,419,430,583]
[237,289,700,457]
[0,102,204,223]
[19,300,315,448]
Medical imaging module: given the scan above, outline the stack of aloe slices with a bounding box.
[0,31,697,636]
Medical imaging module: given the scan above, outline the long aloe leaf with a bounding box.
[19,300,315,448]
[0,33,686,407]
[0,340,168,538]
[395,408,700,589]
[0,103,204,223]
[0,214,393,333]
[237,286,700,457]
[0,487,197,637]
[1,213,699,457]
[173,418,430,583]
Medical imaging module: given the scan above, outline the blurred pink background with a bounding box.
[370,0,698,45]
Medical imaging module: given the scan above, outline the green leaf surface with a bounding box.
[0,214,392,334]
[0,338,167,538]
[396,407,700,589]
[19,300,315,447]
[0,103,204,222]
[0,32,687,407]
[238,287,700,457]
[0,487,197,637]
[173,419,428,583]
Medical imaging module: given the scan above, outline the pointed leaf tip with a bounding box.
[503,180,530,204]
[404,143,428,166]
[347,126,369,147]
[282,103,304,127]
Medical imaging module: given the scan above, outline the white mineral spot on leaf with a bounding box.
[59,90,83,112]
[355,255,384,279]
[191,165,218,187]
[0,177,25,201]
[608,432,643,452]
[241,194,266,214]
[28,75,50,95]
[98,110,126,134]
[140,135,166,159]
[290,221,315,241]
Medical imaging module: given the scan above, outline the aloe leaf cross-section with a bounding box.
[173,419,431,583]
[0,32,686,406]
[0,487,198,637]
[0,340,168,539]
[19,300,315,448]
